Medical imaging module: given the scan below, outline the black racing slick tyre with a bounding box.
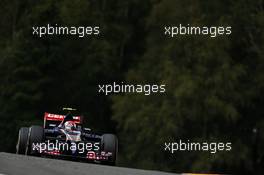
[101,134,118,165]
[16,127,29,154]
[26,125,44,156]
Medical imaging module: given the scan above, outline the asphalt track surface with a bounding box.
[0,152,180,175]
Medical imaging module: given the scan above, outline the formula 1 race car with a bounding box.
[16,108,118,165]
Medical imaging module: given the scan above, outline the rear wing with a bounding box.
[44,112,82,129]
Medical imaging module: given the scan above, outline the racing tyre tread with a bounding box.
[101,134,118,166]
[16,127,29,154]
[27,125,44,156]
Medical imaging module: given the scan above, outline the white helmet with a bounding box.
[64,121,76,131]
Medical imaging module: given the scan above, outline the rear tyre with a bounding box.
[101,134,118,165]
[16,127,29,154]
[26,125,44,156]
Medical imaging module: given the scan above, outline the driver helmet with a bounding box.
[64,121,76,131]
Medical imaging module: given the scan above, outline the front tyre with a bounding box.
[16,127,29,154]
[101,134,118,165]
[26,125,44,156]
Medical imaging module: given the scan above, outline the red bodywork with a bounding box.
[43,112,82,128]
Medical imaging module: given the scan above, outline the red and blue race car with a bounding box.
[16,109,118,165]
